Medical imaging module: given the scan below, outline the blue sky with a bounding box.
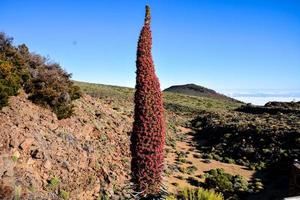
[1,0,299,90]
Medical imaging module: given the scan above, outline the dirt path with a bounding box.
[165,126,255,194]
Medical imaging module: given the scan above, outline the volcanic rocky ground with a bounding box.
[0,83,299,200]
[0,91,132,199]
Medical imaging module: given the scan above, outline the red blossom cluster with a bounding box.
[130,5,166,197]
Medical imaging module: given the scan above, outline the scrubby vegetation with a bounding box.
[74,81,242,116]
[167,187,223,200]
[0,35,29,108]
[59,190,70,200]
[191,109,299,170]
[165,168,262,200]
[191,104,299,199]
[0,32,81,119]
[58,80,299,199]
[203,168,249,199]
[47,177,60,190]
[198,168,267,199]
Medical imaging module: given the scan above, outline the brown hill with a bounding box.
[0,91,132,199]
[164,84,240,103]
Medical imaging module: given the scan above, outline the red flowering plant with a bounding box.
[130,5,166,198]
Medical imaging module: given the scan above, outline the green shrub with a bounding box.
[98,190,109,200]
[53,102,74,120]
[178,187,224,200]
[186,166,198,175]
[177,151,188,163]
[202,153,213,160]
[0,84,10,108]
[12,155,18,162]
[14,185,21,200]
[47,177,60,190]
[25,64,81,119]
[204,168,248,194]
[205,169,233,192]
[0,60,21,108]
[59,190,70,200]
[166,195,177,200]
[0,32,81,118]
[224,157,235,164]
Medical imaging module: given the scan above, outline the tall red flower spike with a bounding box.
[131,5,166,198]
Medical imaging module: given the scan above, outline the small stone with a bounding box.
[3,168,14,177]
[123,192,131,199]
[9,139,18,148]
[19,138,34,151]
[27,158,35,165]
[95,111,102,118]
[65,134,76,144]
[43,160,51,169]
[61,160,70,170]
[82,143,93,153]
[30,149,44,159]
[42,173,49,180]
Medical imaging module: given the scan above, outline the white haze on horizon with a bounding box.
[219,89,300,106]
[232,97,300,106]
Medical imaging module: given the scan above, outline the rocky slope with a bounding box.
[164,84,240,103]
[0,91,132,200]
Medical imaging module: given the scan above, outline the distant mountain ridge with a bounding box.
[164,84,241,102]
